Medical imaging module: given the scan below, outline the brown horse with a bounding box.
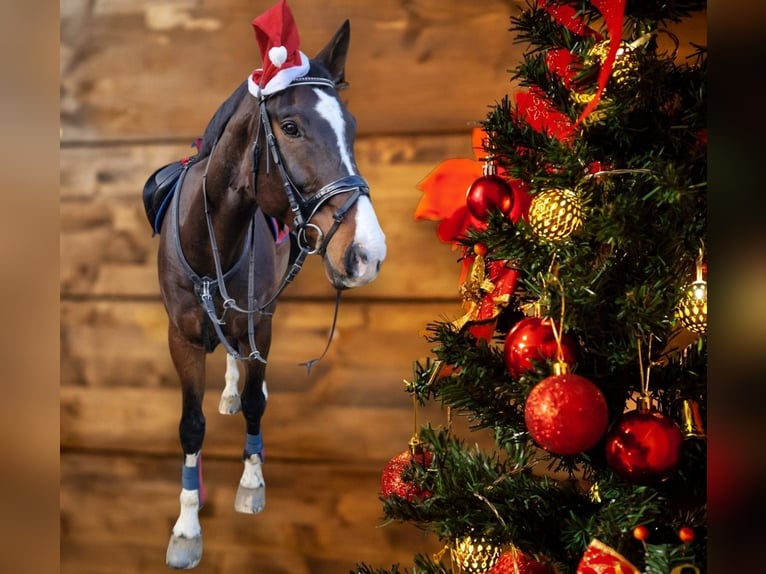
[148,18,386,569]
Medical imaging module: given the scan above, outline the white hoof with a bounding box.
[234,453,265,514]
[234,483,265,514]
[218,393,241,415]
[166,533,202,569]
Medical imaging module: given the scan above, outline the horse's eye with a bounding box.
[280,121,300,137]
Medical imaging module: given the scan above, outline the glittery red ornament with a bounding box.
[604,405,683,484]
[524,368,609,456]
[503,317,579,379]
[466,174,514,222]
[487,547,555,574]
[576,539,640,574]
[380,448,433,501]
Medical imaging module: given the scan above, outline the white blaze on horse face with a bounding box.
[313,89,355,175]
[313,89,387,286]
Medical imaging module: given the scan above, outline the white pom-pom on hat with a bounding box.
[268,45,288,68]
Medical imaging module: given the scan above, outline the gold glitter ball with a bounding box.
[675,280,707,334]
[528,188,584,241]
[451,536,501,574]
[586,40,640,87]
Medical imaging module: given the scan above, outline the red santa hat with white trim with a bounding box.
[248,0,310,98]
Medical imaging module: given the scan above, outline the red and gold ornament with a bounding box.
[524,361,609,456]
[451,243,518,341]
[380,436,433,502]
[604,394,684,484]
[503,315,579,379]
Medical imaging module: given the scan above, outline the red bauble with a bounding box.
[604,408,683,484]
[487,548,554,574]
[503,317,579,379]
[466,175,514,221]
[524,373,609,455]
[380,448,433,501]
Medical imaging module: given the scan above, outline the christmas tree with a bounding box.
[356,1,706,573]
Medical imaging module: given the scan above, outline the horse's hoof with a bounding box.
[166,533,202,569]
[234,484,265,514]
[218,394,241,415]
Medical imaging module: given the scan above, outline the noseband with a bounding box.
[255,75,370,256]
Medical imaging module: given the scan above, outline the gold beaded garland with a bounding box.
[528,188,583,241]
[451,536,501,574]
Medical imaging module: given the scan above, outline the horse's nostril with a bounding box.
[344,245,358,276]
[376,260,382,272]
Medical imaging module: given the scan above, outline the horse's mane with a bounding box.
[195,80,250,160]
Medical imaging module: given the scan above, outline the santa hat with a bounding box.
[248,0,310,98]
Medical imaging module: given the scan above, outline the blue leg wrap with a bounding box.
[245,433,263,459]
[182,461,200,491]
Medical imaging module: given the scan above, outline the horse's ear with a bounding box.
[314,20,350,89]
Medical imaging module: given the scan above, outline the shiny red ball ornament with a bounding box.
[524,367,609,456]
[487,548,554,574]
[466,174,514,221]
[503,317,579,379]
[380,447,433,502]
[604,404,684,484]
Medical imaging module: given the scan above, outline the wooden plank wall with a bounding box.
[59,2,706,573]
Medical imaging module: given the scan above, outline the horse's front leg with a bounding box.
[234,335,270,514]
[166,324,208,570]
[218,352,242,415]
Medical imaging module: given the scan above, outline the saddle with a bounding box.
[142,160,188,235]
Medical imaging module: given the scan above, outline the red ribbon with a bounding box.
[542,0,627,126]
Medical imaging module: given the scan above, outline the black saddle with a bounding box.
[142,160,187,235]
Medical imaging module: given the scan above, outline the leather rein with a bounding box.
[172,75,369,367]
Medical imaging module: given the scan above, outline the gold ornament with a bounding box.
[587,482,601,503]
[570,91,612,124]
[570,35,649,123]
[585,40,640,87]
[528,188,583,241]
[451,536,501,574]
[675,253,707,334]
[678,398,706,439]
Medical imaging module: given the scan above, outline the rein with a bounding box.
[175,74,368,370]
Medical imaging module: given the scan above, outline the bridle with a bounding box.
[255,75,370,257]
[173,73,369,367]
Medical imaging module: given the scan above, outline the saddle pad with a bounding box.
[142,160,185,235]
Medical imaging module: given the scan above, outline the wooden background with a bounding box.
[59,1,706,573]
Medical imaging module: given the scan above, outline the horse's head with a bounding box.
[255,21,386,290]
